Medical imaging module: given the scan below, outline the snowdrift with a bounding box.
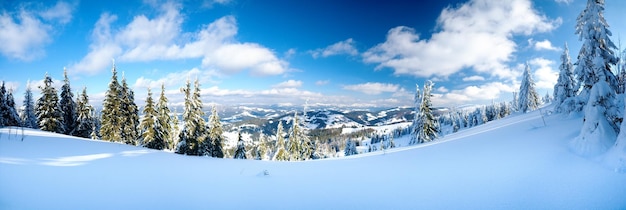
[1,110,626,209]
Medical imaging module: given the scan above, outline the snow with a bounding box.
[2,109,626,209]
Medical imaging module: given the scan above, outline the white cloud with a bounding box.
[315,80,330,86]
[133,68,219,90]
[462,75,485,81]
[201,0,232,8]
[532,39,559,51]
[0,1,74,61]
[432,82,517,106]
[272,80,303,88]
[529,57,558,89]
[343,82,399,95]
[363,0,559,80]
[70,3,287,77]
[310,38,358,58]
[436,86,449,93]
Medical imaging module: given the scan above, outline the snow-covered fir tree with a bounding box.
[233,132,247,159]
[344,139,357,156]
[409,84,422,145]
[176,79,206,156]
[119,74,139,145]
[139,88,166,150]
[72,87,95,138]
[411,81,438,144]
[100,62,123,142]
[170,108,180,151]
[606,104,626,171]
[156,84,172,150]
[59,68,77,135]
[206,105,225,158]
[553,43,577,113]
[20,84,38,129]
[574,0,619,103]
[4,87,20,127]
[518,63,541,113]
[36,74,63,133]
[287,112,303,161]
[273,121,289,161]
[570,81,619,156]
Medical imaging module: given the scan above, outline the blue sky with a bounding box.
[1,0,625,108]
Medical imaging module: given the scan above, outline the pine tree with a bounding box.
[36,74,63,133]
[170,108,180,151]
[233,132,247,159]
[100,62,123,142]
[72,87,95,138]
[59,68,77,135]
[574,0,619,103]
[344,139,357,156]
[554,43,577,113]
[176,79,206,156]
[518,63,541,113]
[4,88,20,127]
[21,84,38,129]
[409,84,422,145]
[139,88,166,150]
[120,74,139,145]
[206,104,224,158]
[287,112,302,161]
[156,84,172,150]
[273,121,289,161]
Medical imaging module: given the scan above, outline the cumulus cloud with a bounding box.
[462,75,485,81]
[529,57,558,89]
[70,3,287,77]
[133,68,219,90]
[343,82,399,95]
[0,1,74,61]
[315,80,330,86]
[310,38,358,58]
[432,82,517,106]
[363,0,559,80]
[531,39,560,51]
[272,80,303,88]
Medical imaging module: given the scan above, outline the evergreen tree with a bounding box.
[233,132,247,159]
[139,88,166,150]
[100,62,123,142]
[574,0,619,102]
[156,84,172,150]
[4,88,20,126]
[176,79,206,156]
[59,68,77,135]
[287,112,302,161]
[120,74,139,145]
[409,84,422,145]
[416,81,438,143]
[21,84,38,129]
[206,104,225,158]
[518,63,541,113]
[170,109,180,151]
[554,43,577,113]
[36,74,63,133]
[273,121,289,161]
[72,87,95,138]
[344,139,357,156]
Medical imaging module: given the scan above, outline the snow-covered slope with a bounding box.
[1,110,626,209]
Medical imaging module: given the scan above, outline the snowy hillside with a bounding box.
[1,110,626,209]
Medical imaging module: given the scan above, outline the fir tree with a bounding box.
[36,74,63,133]
[553,43,577,114]
[206,104,224,158]
[273,121,289,161]
[139,88,166,150]
[287,112,302,161]
[518,63,541,113]
[21,84,38,129]
[412,81,438,144]
[156,84,172,150]
[170,108,180,151]
[233,132,247,159]
[120,74,139,145]
[59,68,77,135]
[344,139,357,156]
[100,62,123,142]
[409,84,422,145]
[72,87,95,138]
[4,88,20,126]
[176,79,206,156]
[574,0,619,102]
